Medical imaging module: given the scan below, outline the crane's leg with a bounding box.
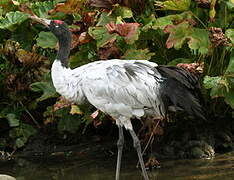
[116,125,124,180]
[129,129,149,180]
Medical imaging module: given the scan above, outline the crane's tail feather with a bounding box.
[157,65,206,120]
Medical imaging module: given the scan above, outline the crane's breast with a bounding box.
[51,60,86,104]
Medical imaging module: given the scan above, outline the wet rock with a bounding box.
[190,147,206,159]
[182,140,215,159]
[215,132,234,152]
[163,145,175,157]
[0,175,16,180]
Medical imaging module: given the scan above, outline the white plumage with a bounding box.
[52,59,165,130]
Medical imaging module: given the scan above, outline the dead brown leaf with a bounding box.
[16,49,47,66]
[87,0,118,9]
[53,96,73,112]
[98,42,121,60]
[71,32,92,49]
[177,62,204,74]
[49,0,84,14]
[106,21,140,38]
[18,4,35,16]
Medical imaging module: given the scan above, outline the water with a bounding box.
[1,152,234,180]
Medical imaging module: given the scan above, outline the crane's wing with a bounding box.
[81,60,166,119]
[157,65,206,120]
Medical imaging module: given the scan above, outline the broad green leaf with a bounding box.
[30,78,58,102]
[204,75,234,108]
[6,113,19,127]
[12,0,29,6]
[0,0,10,6]
[164,22,210,54]
[15,137,26,148]
[10,123,36,148]
[226,29,234,44]
[0,11,29,31]
[123,48,155,60]
[11,22,35,50]
[224,90,234,108]
[155,0,191,11]
[142,13,191,31]
[164,22,190,49]
[58,116,81,133]
[203,76,222,89]
[187,28,210,55]
[36,31,57,49]
[88,26,117,48]
[167,58,193,65]
[56,108,82,133]
[69,43,97,68]
[97,12,115,26]
[113,6,133,19]
[31,1,55,18]
[225,51,234,74]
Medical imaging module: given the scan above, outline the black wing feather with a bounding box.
[157,65,206,120]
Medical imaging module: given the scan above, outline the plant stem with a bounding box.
[190,11,207,29]
[20,101,41,129]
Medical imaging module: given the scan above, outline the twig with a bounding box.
[20,101,41,128]
[136,119,160,168]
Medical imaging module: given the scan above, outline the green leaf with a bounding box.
[113,6,133,19]
[142,13,191,31]
[11,22,35,50]
[187,28,210,55]
[155,0,191,11]
[97,12,115,26]
[88,26,117,48]
[164,22,190,49]
[203,76,223,89]
[0,11,29,31]
[226,29,234,44]
[224,90,234,108]
[56,108,82,133]
[167,58,193,65]
[164,22,210,54]
[225,51,234,74]
[30,1,55,18]
[6,113,19,127]
[12,0,29,6]
[15,137,26,148]
[69,43,97,68]
[122,48,155,60]
[30,77,58,102]
[10,123,36,148]
[203,75,234,108]
[36,31,57,49]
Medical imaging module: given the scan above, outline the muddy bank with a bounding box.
[1,115,234,166]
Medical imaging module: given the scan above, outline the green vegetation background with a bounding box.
[0,0,233,150]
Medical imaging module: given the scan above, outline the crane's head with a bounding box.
[31,16,71,41]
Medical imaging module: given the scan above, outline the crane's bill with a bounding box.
[30,16,51,27]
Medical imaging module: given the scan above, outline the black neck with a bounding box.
[56,31,71,68]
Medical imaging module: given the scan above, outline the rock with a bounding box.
[203,144,215,158]
[163,145,175,157]
[191,147,206,159]
[0,175,16,180]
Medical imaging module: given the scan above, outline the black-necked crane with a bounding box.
[31,16,205,180]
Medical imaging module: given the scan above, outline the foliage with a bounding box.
[0,0,233,150]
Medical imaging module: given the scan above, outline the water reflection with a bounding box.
[1,152,234,180]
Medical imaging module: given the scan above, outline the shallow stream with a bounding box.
[1,151,234,180]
